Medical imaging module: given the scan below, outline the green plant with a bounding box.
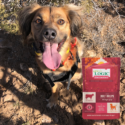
[0,2,19,34]
[13,101,20,108]
[24,85,34,95]
[22,121,30,125]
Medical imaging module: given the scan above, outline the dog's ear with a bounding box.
[18,4,41,44]
[63,4,83,37]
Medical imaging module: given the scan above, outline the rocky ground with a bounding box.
[0,0,125,125]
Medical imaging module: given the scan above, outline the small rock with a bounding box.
[34,109,41,116]
[87,50,96,57]
[94,120,105,125]
[59,101,67,109]
[29,67,37,75]
[120,83,124,96]
[13,95,19,102]
[0,84,6,91]
[20,63,28,71]
[73,102,82,115]
[60,88,70,97]
[41,114,52,123]
[52,115,59,123]
[4,94,12,102]
[120,93,125,96]
[122,79,125,84]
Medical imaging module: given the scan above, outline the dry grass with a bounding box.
[0,6,19,34]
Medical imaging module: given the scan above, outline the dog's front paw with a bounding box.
[46,93,58,108]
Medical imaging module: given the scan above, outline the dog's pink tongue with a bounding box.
[42,42,61,69]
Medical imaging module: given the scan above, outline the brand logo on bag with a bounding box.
[93,69,110,78]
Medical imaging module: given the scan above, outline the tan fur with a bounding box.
[18,4,41,43]
[18,4,84,108]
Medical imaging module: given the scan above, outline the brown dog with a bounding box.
[18,4,84,108]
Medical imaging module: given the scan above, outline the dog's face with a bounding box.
[31,7,70,45]
[19,4,83,70]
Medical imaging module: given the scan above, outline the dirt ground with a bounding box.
[0,30,93,125]
[0,1,125,125]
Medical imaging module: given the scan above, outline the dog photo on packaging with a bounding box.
[18,3,84,108]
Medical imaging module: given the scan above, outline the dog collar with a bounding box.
[53,37,77,70]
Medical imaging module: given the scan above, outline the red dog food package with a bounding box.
[82,58,120,120]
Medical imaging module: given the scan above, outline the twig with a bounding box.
[91,0,105,18]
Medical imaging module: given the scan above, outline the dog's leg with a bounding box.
[46,82,62,108]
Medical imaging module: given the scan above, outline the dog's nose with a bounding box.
[43,28,57,40]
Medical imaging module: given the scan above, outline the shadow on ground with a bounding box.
[0,30,95,125]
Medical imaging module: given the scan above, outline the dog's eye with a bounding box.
[57,19,65,25]
[36,19,42,24]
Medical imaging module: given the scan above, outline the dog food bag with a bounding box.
[82,58,120,120]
